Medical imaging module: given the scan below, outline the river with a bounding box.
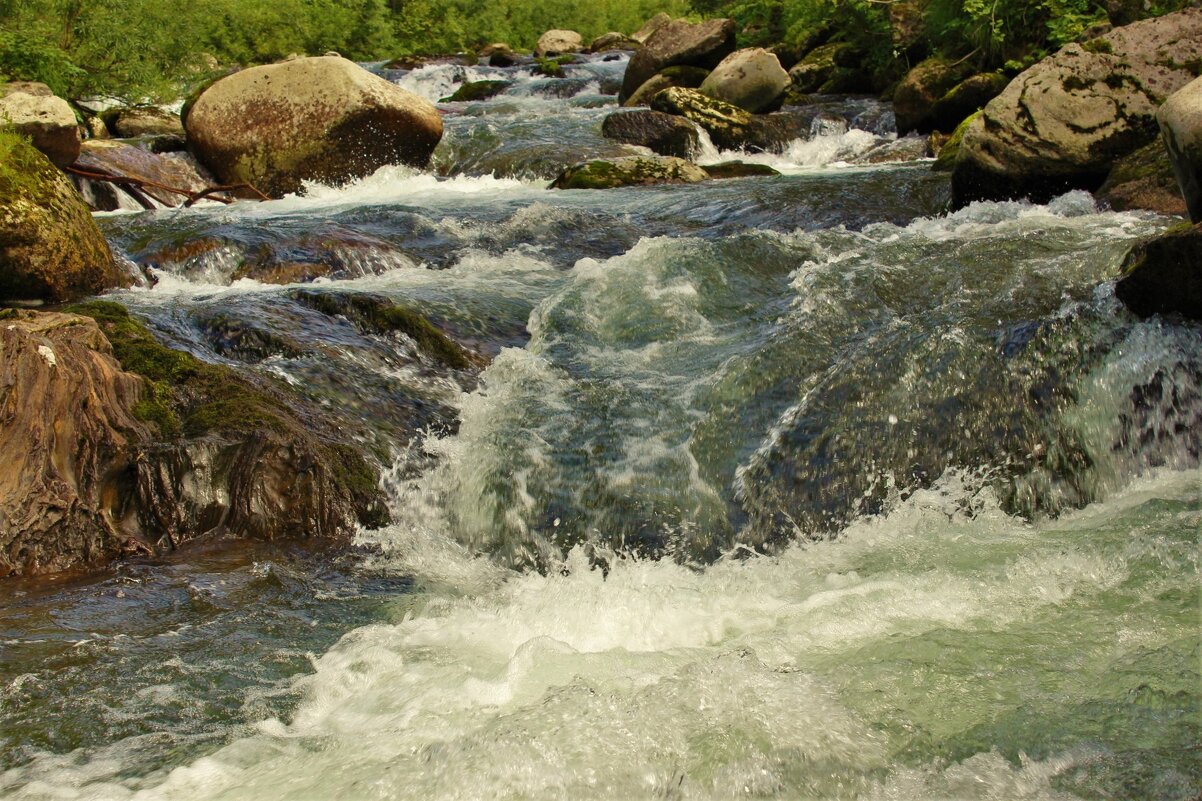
[1,53,1199,801]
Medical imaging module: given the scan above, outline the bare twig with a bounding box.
[65,164,270,208]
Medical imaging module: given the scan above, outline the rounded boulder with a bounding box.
[185,56,443,197]
[0,82,81,168]
[699,48,789,113]
[1157,74,1202,223]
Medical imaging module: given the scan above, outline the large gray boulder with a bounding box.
[699,48,789,113]
[619,18,736,104]
[1157,74,1202,222]
[186,55,443,197]
[0,82,80,168]
[952,8,1202,208]
[535,29,583,58]
[601,109,700,158]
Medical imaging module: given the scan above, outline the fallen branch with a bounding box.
[65,164,271,208]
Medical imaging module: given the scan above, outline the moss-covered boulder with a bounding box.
[0,82,80,168]
[894,58,972,135]
[1095,139,1189,215]
[787,43,845,94]
[619,18,736,104]
[623,65,710,107]
[1115,222,1202,319]
[1157,74,1202,222]
[0,133,125,303]
[601,109,700,159]
[550,155,708,189]
[701,161,781,179]
[929,72,1009,133]
[951,8,1202,208]
[441,80,512,103]
[698,48,790,114]
[186,55,443,197]
[933,111,980,172]
[651,87,752,151]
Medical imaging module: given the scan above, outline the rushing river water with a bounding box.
[2,54,1200,800]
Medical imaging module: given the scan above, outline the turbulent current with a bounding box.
[1,55,1199,800]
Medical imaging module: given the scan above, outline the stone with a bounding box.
[933,111,979,172]
[632,12,672,44]
[952,8,1202,208]
[619,18,736,104]
[535,29,583,58]
[73,140,217,210]
[550,155,708,189]
[185,55,443,197]
[480,43,519,67]
[601,109,700,159]
[1157,75,1202,222]
[893,58,971,134]
[623,66,710,107]
[590,32,640,53]
[1095,140,1189,215]
[929,72,1009,133]
[701,161,781,179]
[651,87,752,151]
[0,82,81,168]
[104,106,185,138]
[1115,223,1202,319]
[0,135,124,303]
[788,43,844,94]
[441,80,512,103]
[699,48,790,114]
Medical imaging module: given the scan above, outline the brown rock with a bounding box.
[535,30,583,58]
[1157,74,1202,222]
[73,140,218,210]
[0,82,81,168]
[1115,222,1202,319]
[623,66,710,107]
[632,12,672,44]
[106,107,185,138]
[619,18,736,104]
[698,48,790,113]
[601,109,700,158]
[1095,140,1188,215]
[894,58,971,134]
[185,55,443,197]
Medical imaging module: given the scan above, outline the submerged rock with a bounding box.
[699,48,790,114]
[601,109,700,159]
[549,155,708,189]
[952,8,1202,208]
[1157,75,1202,222]
[619,18,736,104]
[186,55,443,197]
[0,302,391,577]
[0,135,124,303]
[1115,222,1202,319]
[701,161,781,179]
[441,80,512,103]
[0,82,81,168]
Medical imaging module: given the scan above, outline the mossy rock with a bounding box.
[1095,139,1189,215]
[290,289,476,370]
[0,132,126,304]
[933,111,981,173]
[549,155,708,190]
[650,87,752,151]
[440,80,512,103]
[701,161,781,179]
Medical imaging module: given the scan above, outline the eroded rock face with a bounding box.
[0,303,393,577]
[0,82,81,168]
[0,137,124,303]
[601,110,700,159]
[952,8,1202,208]
[550,155,708,189]
[186,55,443,197]
[619,18,736,104]
[699,48,789,113]
[535,30,583,58]
[1158,74,1202,222]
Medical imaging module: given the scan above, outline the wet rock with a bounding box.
[894,58,971,134]
[623,65,710,107]
[619,18,736,104]
[103,106,185,138]
[853,134,931,165]
[550,155,708,189]
[929,72,1008,133]
[933,111,979,172]
[0,136,123,304]
[1095,140,1188,215]
[480,43,519,67]
[1115,222,1202,319]
[441,80,512,103]
[535,30,583,58]
[787,43,844,94]
[699,48,790,114]
[601,110,700,159]
[589,32,639,53]
[632,12,672,44]
[5,300,390,576]
[73,140,217,210]
[0,82,80,168]
[952,8,1202,208]
[1157,75,1202,222]
[651,87,752,150]
[701,161,781,179]
[186,55,442,197]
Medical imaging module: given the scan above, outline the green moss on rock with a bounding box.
[934,111,981,172]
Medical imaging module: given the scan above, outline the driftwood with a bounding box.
[65,164,271,209]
